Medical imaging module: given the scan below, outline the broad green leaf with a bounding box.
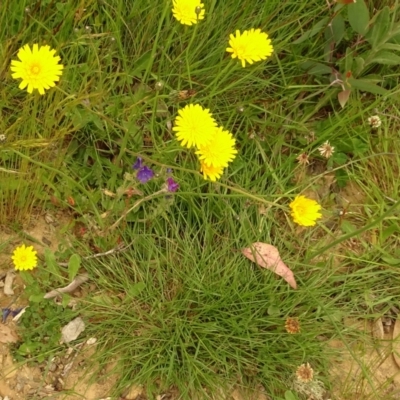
[381,224,400,242]
[365,7,390,49]
[341,220,357,234]
[332,14,346,43]
[267,305,281,316]
[44,248,60,276]
[293,17,329,44]
[381,256,400,266]
[68,254,81,281]
[285,391,298,400]
[348,0,370,35]
[381,43,400,51]
[127,282,146,298]
[308,63,332,76]
[344,47,354,72]
[348,77,388,95]
[29,293,45,303]
[371,50,400,65]
[332,152,348,165]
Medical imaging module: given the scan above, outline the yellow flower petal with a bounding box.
[289,195,322,227]
[172,0,205,26]
[226,28,273,68]
[10,43,63,95]
[173,104,217,148]
[200,161,224,181]
[11,244,38,271]
[196,127,237,168]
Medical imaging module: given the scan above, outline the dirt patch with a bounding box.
[329,318,400,400]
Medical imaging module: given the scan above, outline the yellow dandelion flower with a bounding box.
[172,0,205,25]
[196,127,237,168]
[226,29,273,68]
[200,161,224,181]
[11,44,64,95]
[173,104,217,148]
[289,195,322,227]
[11,244,38,271]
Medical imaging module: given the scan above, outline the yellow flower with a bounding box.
[173,104,217,148]
[196,127,237,168]
[226,29,273,68]
[289,195,322,227]
[11,244,38,271]
[200,161,224,181]
[172,0,205,25]
[11,44,63,95]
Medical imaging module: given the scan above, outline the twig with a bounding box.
[105,188,167,233]
[57,241,134,267]
[44,273,90,299]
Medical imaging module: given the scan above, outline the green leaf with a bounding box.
[381,256,400,266]
[365,7,390,49]
[131,51,152,78]
[68,254,81,281]
[267,305,281,316]
[29,293,45,303]
[308,63,332,76]
[332,14,346,43]
[127,282,146,298]
[293,17,329,44]
[341,220,357,234]
[332,152,348,165]
[348,77,388,95]
[44,248,60,277]
[344,47,354,73]
[20,270,35,285]
[348,0,370,35]
[381,43,400,51]
[381,224,400,242]
[353,57,365,75]
[285,391,298,400]
[371,50,400,65]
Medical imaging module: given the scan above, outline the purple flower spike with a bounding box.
[137,166,154,183]
[167,177,179,193]
[132,157,143,170]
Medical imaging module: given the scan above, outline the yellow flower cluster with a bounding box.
[173,104,237,181]
[171,1,273,67]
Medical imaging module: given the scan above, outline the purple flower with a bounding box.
[132,157,143,170]
[137,166,154,183]
[166,177,179,192]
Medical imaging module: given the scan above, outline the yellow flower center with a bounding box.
[30,64,41,75]
[20,255,27,262]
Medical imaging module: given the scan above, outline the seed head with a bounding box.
[296,363,314,383]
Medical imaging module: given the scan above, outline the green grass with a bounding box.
[2,0,400,399]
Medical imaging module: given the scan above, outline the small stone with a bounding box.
[86,337,97,345]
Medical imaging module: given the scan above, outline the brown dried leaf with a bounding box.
[242,242,297,289]
[338,89,351,108]
[0,324,19,343]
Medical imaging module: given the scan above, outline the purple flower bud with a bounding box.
[132,157,143,170]
[137,166,154,183]
[166,177,179,192]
